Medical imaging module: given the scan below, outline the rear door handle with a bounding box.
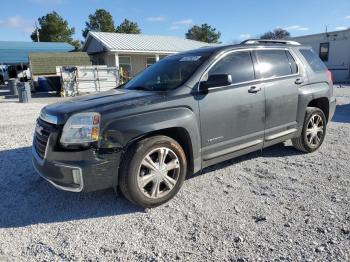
[295,78,304,85]
[248,86,261,93]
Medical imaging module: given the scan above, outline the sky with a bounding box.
[0,0,350,43]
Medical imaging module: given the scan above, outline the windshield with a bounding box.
[123,52,211,91]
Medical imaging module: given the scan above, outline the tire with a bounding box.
[292,107,327,153]
[119,135,187,208]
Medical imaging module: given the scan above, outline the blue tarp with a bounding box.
[0,41,74,64]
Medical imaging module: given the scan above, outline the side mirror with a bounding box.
[200,74,232,90]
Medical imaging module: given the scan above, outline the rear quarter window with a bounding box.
[286,51,298,74]
[299,49,327,72]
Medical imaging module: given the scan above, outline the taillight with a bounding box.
[326,70,334,96]
[326,70,333,83]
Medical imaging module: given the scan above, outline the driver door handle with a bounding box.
[248,86,261,93]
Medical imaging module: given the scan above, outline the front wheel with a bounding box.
[119,136,187,208]
[292,107,327,153]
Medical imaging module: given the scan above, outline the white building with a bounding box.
[82,32,209,81]
[292,29,350,83]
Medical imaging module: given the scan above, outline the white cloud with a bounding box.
[147,16,166,22]
[169,19,193,30]
[335,26,347,30]
[0,16,34,34]
[169,25,180,30]
[344,15,350,19]
[282,25,309,31]
[172,19,193,26]
[240,34,251,39]
[297,27,309,31]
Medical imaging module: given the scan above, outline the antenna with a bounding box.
[35,22,40,42]
[325,25,330,38]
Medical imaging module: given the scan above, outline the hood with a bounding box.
[43,88,162,125]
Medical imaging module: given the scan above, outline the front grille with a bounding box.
[34,118,54,159]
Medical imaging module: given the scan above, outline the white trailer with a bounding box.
[56,65,119,97]
[292,29,350,83]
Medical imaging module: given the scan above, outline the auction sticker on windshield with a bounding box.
[180,56,202,62]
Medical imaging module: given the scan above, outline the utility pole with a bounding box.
[35,22,40,42]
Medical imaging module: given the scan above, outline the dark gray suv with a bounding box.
[32,39,336,208]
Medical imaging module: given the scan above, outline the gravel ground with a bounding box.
[0,85,349,261]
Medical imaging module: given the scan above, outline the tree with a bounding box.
[82,9,116,38]
[260,28,291,39]
[185,24,221,43]
[70,40,81,51]
[31,11,80,50]
[116,19,141,34]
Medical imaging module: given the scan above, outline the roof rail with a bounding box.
[240,39,301,46]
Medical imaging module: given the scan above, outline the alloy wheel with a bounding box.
[305,114,324,147]
[137,147,180,199]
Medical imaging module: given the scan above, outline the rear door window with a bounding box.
[299,49,327,72]
[207,51,255,84]
[255,49,295,78]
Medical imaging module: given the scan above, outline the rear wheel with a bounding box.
[119,135,187,208]
[292,107,326,153]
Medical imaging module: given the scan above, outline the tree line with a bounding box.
[30,10,143,50]
[30,9,291,50]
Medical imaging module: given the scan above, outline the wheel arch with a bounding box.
[121,127,195,177]
[307,97,329,122]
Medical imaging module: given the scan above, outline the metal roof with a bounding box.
[83,32,210,54]
[0,41,74,64]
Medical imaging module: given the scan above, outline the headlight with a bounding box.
[60,112,100,145]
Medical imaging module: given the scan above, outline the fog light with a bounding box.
[72,169,82,185]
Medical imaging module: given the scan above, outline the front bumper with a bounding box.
[32,138,122,192]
